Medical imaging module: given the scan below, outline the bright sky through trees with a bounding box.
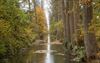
[44,0,50,31]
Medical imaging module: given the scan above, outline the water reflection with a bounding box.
[22,41,65,63]
[45,53,54,63]
[32,54,46,63]
[45,34,54,63]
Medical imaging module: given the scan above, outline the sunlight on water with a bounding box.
[44,0,54,63]
[47,34,50,52]
[45,34,54,63]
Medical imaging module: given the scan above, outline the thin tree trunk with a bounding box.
[62,0,72,62]
[34,0,37,21]
[69,0,75,44]
[73,0,80,45]
[28,0,31,21]
[65,0,71,42]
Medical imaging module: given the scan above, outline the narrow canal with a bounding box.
[21,0,65,63]
[23,40,65,63]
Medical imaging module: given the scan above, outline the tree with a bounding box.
[82,0,97,62]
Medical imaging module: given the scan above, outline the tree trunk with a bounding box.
[69,0,75,44]
[62,0,71,63]
[82,0,97,62]
[73,0,80,45]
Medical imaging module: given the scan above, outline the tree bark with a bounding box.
[73,0,80,45]
[62,0,71,63]
[82,0,97,62]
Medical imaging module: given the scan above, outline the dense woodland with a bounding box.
[0,0,100,63]
[50,0,100,63]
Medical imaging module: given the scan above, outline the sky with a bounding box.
[43,0,50,30]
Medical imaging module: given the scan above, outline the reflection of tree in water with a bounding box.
[36,54,45,63]
[32,44,47,63]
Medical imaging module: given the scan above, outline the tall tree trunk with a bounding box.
[69,0,75,45]
[34,0,37,21]
[73,0,80,45]
[62,0,71,63]
[56,0,60,40]
[28,0,31,21]
[62,0,67,43]
[82,0,97,62]
[65,0,71,42]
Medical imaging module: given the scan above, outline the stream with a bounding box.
[22,40,65,63]
[20,0,65,63]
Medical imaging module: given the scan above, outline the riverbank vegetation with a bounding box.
[0,0,47,63]
[0,0,100,63]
